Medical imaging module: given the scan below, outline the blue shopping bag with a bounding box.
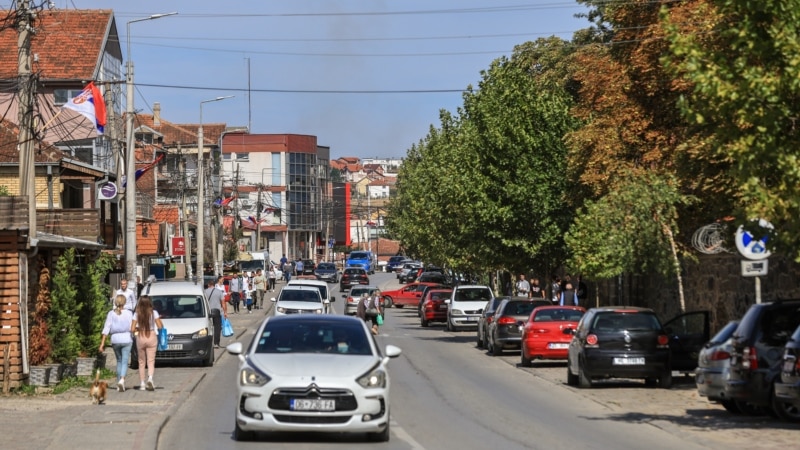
[222,317,234,337]
[157,327,168,351]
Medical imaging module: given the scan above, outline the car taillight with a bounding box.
[657,335,669,347]
[497,316,516,325]
[347,297,355,303]
[742,346,758,370]
[709,349,731,361]
[487,316,494,324]
[586,334,598,346]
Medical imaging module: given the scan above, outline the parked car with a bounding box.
[695,320,740,413]
[445,285,495,331]
[400,267,425,284]
[775,323,800,412]
[226,314,401,442]
[340,267,370,292]
[416,283,451,317]
[314,262,339,283]
[386,256,411,273]
[381,282,445,309]
[131,280,214,368]
[301,259,316,276]
[420,289,453,327]
[397,262,422,280]
[486,298,551,356]
[726,299,800,420]
[270,286,324,316]
[476,298,506,349]
[417,271,450,286]
[343,285,382,316]
[567,307,709,389]
[521,305,586,366]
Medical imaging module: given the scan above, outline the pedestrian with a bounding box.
[551,275,561,304]
[242,272,253,313]
[204,278,226,348]
[112,278,137,312]
[295,258,305,275]
[99,294,134,392]
[559,282,578,306]
[130,295,163,391]
[136,276,144,299]
[357,291,383,335]
[515,274,531,297]
[575,274,588,307]
[254,269,266,309]
[283,261,293,282]
[530,277,546,299]
[267,265,277,292]
[229,272,241,314]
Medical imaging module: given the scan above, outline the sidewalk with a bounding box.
[0,300,271,450]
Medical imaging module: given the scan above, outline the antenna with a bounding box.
[246,57,252,132]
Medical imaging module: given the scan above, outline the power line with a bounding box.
[135,82,466,94]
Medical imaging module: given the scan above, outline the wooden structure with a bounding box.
[0,196,29,391]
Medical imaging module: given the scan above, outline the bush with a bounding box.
[78,253,114,356]
[48,248,81,364]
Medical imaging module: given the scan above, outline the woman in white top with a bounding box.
[130,295,163,391]
[99,294,134,392]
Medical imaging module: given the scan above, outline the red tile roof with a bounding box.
[135,114,226,147]
[0,118,64,163]
[0,9,116,80]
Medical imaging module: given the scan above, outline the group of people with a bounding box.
[278,254,311,282]
[99,278,162,393]
[227,269,274,314]
[514,273,588,307]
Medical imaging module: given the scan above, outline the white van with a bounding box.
[445,285,495,331]
[287,279,333,313]
[135,280,214,367]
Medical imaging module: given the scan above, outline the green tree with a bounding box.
[48,248,81,364]
[78,253,114,356]
[664,0,800,260]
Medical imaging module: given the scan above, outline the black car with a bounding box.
[476,297,506,349]
[775,323,800,415]
[486,298,551,356]
[726,299,800,420]
[567,307,709,389]
[417,271,450,287]
[340,267,369,291]
[314,262,339,283]
[301,259,316,275]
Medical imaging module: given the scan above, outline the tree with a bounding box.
[78,253,114,357]
[48,248,81,364]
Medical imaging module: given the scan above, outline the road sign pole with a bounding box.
[756,276,761,304]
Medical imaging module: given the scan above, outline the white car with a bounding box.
[270,286,325,316]
[287,279,333,313]
[227,314,402,441]
[445,285,495,331]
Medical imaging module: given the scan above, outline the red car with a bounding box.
[521,305,586,367]
[420,289,453,327]
[382,282,444,308]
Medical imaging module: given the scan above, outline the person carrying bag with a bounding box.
[357,290,383,335]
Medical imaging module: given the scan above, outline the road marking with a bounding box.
[392,419,426,450]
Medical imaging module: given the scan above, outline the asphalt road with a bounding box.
[157,273,798,449]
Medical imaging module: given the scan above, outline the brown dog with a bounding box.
[89,369,108,405]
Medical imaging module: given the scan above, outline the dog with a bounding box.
[89,369,108,405]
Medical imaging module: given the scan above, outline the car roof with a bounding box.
[591,306,656,314]
[349,285,380,291]
[266,314,364,325]
[288,279,326,286]
[144,280,204,296]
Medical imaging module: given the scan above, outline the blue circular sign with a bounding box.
[735,219,773,260]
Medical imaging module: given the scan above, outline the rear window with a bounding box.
[345,268,366,275]
[759,305,800,346]
[151,295,206,318]
[533,308,585,322]
[428,291,452,301]
[501,301,541,316]
[591,312,661,331]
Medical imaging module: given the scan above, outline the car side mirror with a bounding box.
[563,327,574,335]
[270,297,277,302]
[444,299,450,304]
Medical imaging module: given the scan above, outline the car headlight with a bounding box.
[357,365,387,389]
[193,327,209,338]
[451,309,464,315]
[314,309,323,314]
[277,307,286,313]
[240,366,271,386]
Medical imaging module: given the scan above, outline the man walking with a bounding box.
[204,277,226,348]
[229,272,241,314]
[253,269,266,309]
[112,278,137,312]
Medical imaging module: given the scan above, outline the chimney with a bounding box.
[153,102,161,126]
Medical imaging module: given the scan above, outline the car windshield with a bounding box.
[291,284,328,300]
[501,301,542,316]
[350,288,378,297]
[151,295,206,318]
[317,263,335,270]
[279,290,322,303]
[455,288,492,302]
[592,313,661,331]
[349,252,369,260]
[256,320,372,355]
[532,308,585,322]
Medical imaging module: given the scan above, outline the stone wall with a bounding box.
[589,253,800,335]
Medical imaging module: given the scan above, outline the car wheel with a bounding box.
[421,316,429,327]
[521,350,532,367]
[644,377,657,388]
[566,363,578,386]
[658,370,672,389]
[446,318,454,332]
[476,329,484,348]
[367,418,390,442]
[491,338,503,356]
[577,359,592,388]
[202,347,215,367]
[233,422,254,441]
[772,388,800,422]
[383,296,393,308]
[721,399,742,414]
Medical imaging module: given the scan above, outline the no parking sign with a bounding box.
[735,218,773,261]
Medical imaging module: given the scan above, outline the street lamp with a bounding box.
[125,12,177,286]
[197,96,234,282]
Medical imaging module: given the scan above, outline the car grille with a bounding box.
[463,309,481,315]
[282,309,319,314]
[269,386,358,411]
[156,350,191,359]
[274,415,351,424]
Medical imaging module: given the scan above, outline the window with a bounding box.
[235,152,249,160]
[53,88,84,106]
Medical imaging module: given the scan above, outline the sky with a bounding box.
[57,1,591,160]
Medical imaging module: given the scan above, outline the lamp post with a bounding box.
[125,12,177,285]
[197,95,234,282]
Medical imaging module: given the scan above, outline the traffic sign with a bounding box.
[735,219,773,260]
[741,260,768,277]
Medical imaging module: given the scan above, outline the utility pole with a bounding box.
[17,0,36,246]
[256,183,263,250]
[179,143,192,279]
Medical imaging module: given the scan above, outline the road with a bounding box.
[158,272,798,449]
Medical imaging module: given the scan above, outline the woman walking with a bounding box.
[357,291,384,335]
[130,295,163,391]
[99,294,134,392]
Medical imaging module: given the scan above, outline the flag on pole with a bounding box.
[62,82,107,134]
[123,154,164,187]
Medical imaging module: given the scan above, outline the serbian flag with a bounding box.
[62,82,107,134]
[123,154,164,187]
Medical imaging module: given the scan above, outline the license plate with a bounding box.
[290,398,336,411]
[439,305,448,310]
[613,357,645,365]
[784,361,795,373]
[167,344,183,350]
[548,343,569,349]
[465,316,477,322]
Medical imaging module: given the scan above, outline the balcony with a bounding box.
[37,208,114,245]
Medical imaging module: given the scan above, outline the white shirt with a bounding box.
[113,287,137,312]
